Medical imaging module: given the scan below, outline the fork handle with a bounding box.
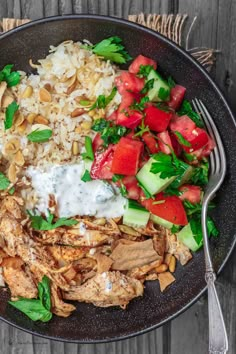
[206,271,228,354]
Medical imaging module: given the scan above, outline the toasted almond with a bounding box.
[93,218,106,226]
[26,113,37,124]
[14,150,25,166]
[155,264,168,273]
[65,73,77,86]
[1,95,14,108]
[17,119,28,134]
[34,114,49,125]
[119,225,141,237]
[44,83,52,92]
[3,138,20,156]
[8,163,17,183]
[88,110,95,117]
[31,123,50,132]
[14,112,25,127]
[169,256,176,273]
[39,87,51,102]
[29,59,39,68]
[164,253,172,266]
[67,79,77,95]
[75,126,82,134]
[21,85,33,99]
[81,121,92,130]
[71,108,85,118]
[72,141,79,155]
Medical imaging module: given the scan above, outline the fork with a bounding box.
[192,99,228,354]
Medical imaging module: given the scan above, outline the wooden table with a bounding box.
[0,1,235,353]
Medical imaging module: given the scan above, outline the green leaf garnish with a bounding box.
[171,225,180,234]
[38,275,51,311]
[112,174,127,197]
[4,101,19,130]
[190,161,209,186]
[112,174,124,183]
[134,118,150,137]
[150,152,183,179]
[183,201,203,216]
[178,100,204,128]
[27,210,78,231]
[156,102,172,112]
[206,216,219,237]
[130,96,149,112]
[167,76,176,89]
[183,152,197,162]
[0,172,15,194]
[138,65,154,78]
[164,185,182,196]
[27,129,52,143]
[92,118,127,147]
[89,87,117,111]
[81,169,92,182]
[173,131,191,147]
[81,136,94,160]
[0,64,20,87]
[140,78,154,94]
[158,87,170,101]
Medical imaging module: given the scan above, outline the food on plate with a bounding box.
[0,37,218,322]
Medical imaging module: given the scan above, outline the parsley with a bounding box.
[138,65,154,78]
[171,225,180,234]
[81,169,92,182]
[4,101,19,130]
[0,64,20,87]
[130,96,149,112]
[178,100,204,128]
[156,102,171,112]
[164,185,182,196]
[83,36,132,64]
[189,215,219,248]
[92,118,127,147]
[183,152,197,162]
[112,174,127,197]
[206,216,219,237]
[134,118,150,137]
[89,87,117,111]
[0,172,14,194]
[112,174,124,183]
[27,210,78,231]
[174,131,191,147]
[184,201,203,216]
[9,276,52,322]
[27,129,52,143]
[140,78,154,94]
[150,152,183,179]
[158,87,170,101]
[190,161,209,186]
[167,76,176,88]
[81,136,94,160]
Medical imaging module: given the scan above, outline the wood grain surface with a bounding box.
[0,0,235,353]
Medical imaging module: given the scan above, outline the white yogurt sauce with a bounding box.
[26,162,127,218]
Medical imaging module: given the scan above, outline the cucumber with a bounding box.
[169,161,193,188]
[177,223,202,252]
[147,69,170,102]
[151,214,174,229]
[123,200,150,228]
[136,158,176,195]
[84,159,93,172]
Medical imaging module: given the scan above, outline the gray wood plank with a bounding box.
[43,0,59,17]
[59,0,73,15]
[20,0,44,19]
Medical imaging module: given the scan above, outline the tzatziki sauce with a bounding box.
[26,162,127,218]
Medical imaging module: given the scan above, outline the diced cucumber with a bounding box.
[136,158,176,195]
[177,223,202,252]
[170,162,193,188]
[151,214,173,229]
[147,69,170,102]
[123,200,150,228]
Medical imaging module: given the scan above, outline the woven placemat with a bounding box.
[0,15,217,71]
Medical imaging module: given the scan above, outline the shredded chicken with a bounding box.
[166,230,192,265]
[51,284,76,317]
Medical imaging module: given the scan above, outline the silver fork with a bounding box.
[192,99,228,354]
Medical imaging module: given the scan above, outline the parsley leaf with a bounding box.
[0,172,11,191]
[183,152,197,162]
[156,102,172,112]
[92,118,127,147]
[112,174,127,197]
[150,152,183,179]
[190,161,209,186]
[81,136,94,160]
[140,78,154,94]
[134,118,150,137]
[112,174,124,183]
[158,87,170,101]
[138,65,154,78]
[171,224,180,234]
[167,76,176,89]
[0,64,20,87]
[4,101,19,130]
[27,129,52,143]
[89,87,117,111]
[178,99,204,128]
[28,210,78,231]
[81,169,92,182]
[183,201,203,216]
[130,96,149,112]
[164,185,182,196]
[173,131,191,147]
[85,36,132,64]
[207,216,219,237]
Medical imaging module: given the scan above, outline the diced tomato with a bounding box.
[128,54,157,74]
[183,128,209,152]
[107,110,118,121]
[115,72,145,95]
[92,133,104,152]
[201,136,216,156]
[179,184,202,204]
[142,132,159,154]
[144,105,172,133]
[169,131,182,156]
[157,131,173,155]
[141,192,188,226]
[170,115,196,140]
[117,92,143,129]
[111,137,143,175]
[168,85,186,110]
[91,145,114,179]
[122,176,141,200]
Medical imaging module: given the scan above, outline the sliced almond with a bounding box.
[71,108,85,118]
[8,163,17,183]
[17,119,28,134]
[155,264,168,273]
[31,123,50,132]
[3,138,20,156]
[39,87,51,102]
[14,112,25,127]
[26,113,37,124]
[1,95,14,108]
[93,218,106,226]
[34,115,49,125]
[72,141,79,155]
[67,79,77,95]
[169,255,176,273]
[14,150,25,166]
[119,225,141,237]
[21,85,33,99]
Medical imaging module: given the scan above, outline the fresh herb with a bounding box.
[27,210,78,231]
[92,118,127,147]
[27,129,52,143]
[89,87,117,111]
[189,215,219,248]
[190,160,209,186]
[164,185,182,196]
[79,100,91,106]
[134,118,150,137]
[9,276,52,322]
[167,76,176,89]
[183,152,197,162]
[130,96,149,112]
[184,201,203,216]
[4,101,19,130]
[156,102,171,112]
[112,174,124,183]
[82,37,132,64]
[207,216,219,237]
[174,131,191,147]
[178,100,204,128]
[81,136,94,161]
[0,64,20,87]
[81,169,92,182]
[150,152,183,179]
[140,79,154,94]
[138,65,154,78]
[0,172,14,194]
[158,87,170,101]
[112,174,127,197]
[171,224,180,234]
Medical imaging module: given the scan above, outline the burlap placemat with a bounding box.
[0,15,217,71]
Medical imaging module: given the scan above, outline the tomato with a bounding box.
[168,85,186,110]
[201,136,216,156]
[169,131,182,156]
[144,105,172,132]
[107,110,118,121]
[142,132,159,154]
[91,145,114,179]
[142,192,188,225]
[117,92,143,129]
[179,184,202,204]
[111,137,143,175]
[170,115,196,140]
[157,131,173,155]
[92,133,104,152]
[115,72,145,95]
[122,176,141,200]
[128,54,157,74]
[183,128,209,152]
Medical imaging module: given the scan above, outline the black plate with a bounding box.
[0,15,235,343]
